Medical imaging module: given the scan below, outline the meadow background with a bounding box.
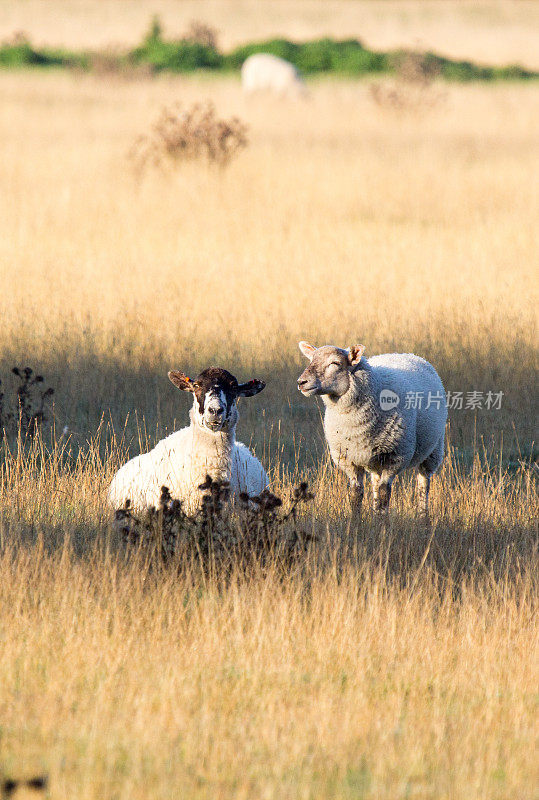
[0,2,537,798]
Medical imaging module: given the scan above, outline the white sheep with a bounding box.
[241,53,306,97]
[109,367,268,513]
[297,342,447,518]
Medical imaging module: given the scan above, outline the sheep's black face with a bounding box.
[192,368,240,431]
[168,367,266,433]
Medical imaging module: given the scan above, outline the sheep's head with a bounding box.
[168,367,265,432]
[297,342,365,398]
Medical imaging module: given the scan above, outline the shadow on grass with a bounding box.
[2,498,536,594]
[333,511,537,591]
[0,344,537,474]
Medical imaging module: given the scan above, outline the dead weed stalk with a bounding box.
[130,102,248,175]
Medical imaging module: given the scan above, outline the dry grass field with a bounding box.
[1,74,537,456]
[0,11,538,798]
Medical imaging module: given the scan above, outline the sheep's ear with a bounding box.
[347,345,366,366]
[237,379,266,397]
[168,370,195,392]
[299,341,317,361]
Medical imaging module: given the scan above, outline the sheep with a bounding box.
[297,342,447,519]
[241,53,307,97]
[108,367,268,514]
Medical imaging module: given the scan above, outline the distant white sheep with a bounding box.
[297,343,447,518]
[241,53,306,97]
[109,367,268,514]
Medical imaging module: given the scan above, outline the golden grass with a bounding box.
[0,70,538,798]
[0,446,537,799]
[1,0,539,69]
[0,73,537,454]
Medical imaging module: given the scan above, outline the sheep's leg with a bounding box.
[417,472,430,522]
[347,467,365,519]
[372,472,393,514]
[418,436,444,523]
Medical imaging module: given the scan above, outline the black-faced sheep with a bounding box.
[109,367,268,513]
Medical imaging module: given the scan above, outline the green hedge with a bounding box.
[225,38,389,74]
[130,31,224,72]
[0,26,536,81]
[0,39,86,69]
[406,51,534,82]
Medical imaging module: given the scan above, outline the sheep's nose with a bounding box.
[208,405,224,417]
[297,378,308,388]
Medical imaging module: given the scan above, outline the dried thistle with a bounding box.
[393,51,441,87]
[370,51,446,112]
[184,20,219,50]
[116,478,316,568]
[2,775,48,797]
[129,101,248,176]
[0,366,54,435]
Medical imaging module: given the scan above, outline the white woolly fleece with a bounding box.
[109,407,268,514]
[322,353,447,481]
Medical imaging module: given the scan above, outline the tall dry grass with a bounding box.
[0,425,537,800]
[0,74,537,458]
[0,70,538,798]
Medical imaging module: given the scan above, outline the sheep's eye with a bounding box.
[330,361,341,367]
